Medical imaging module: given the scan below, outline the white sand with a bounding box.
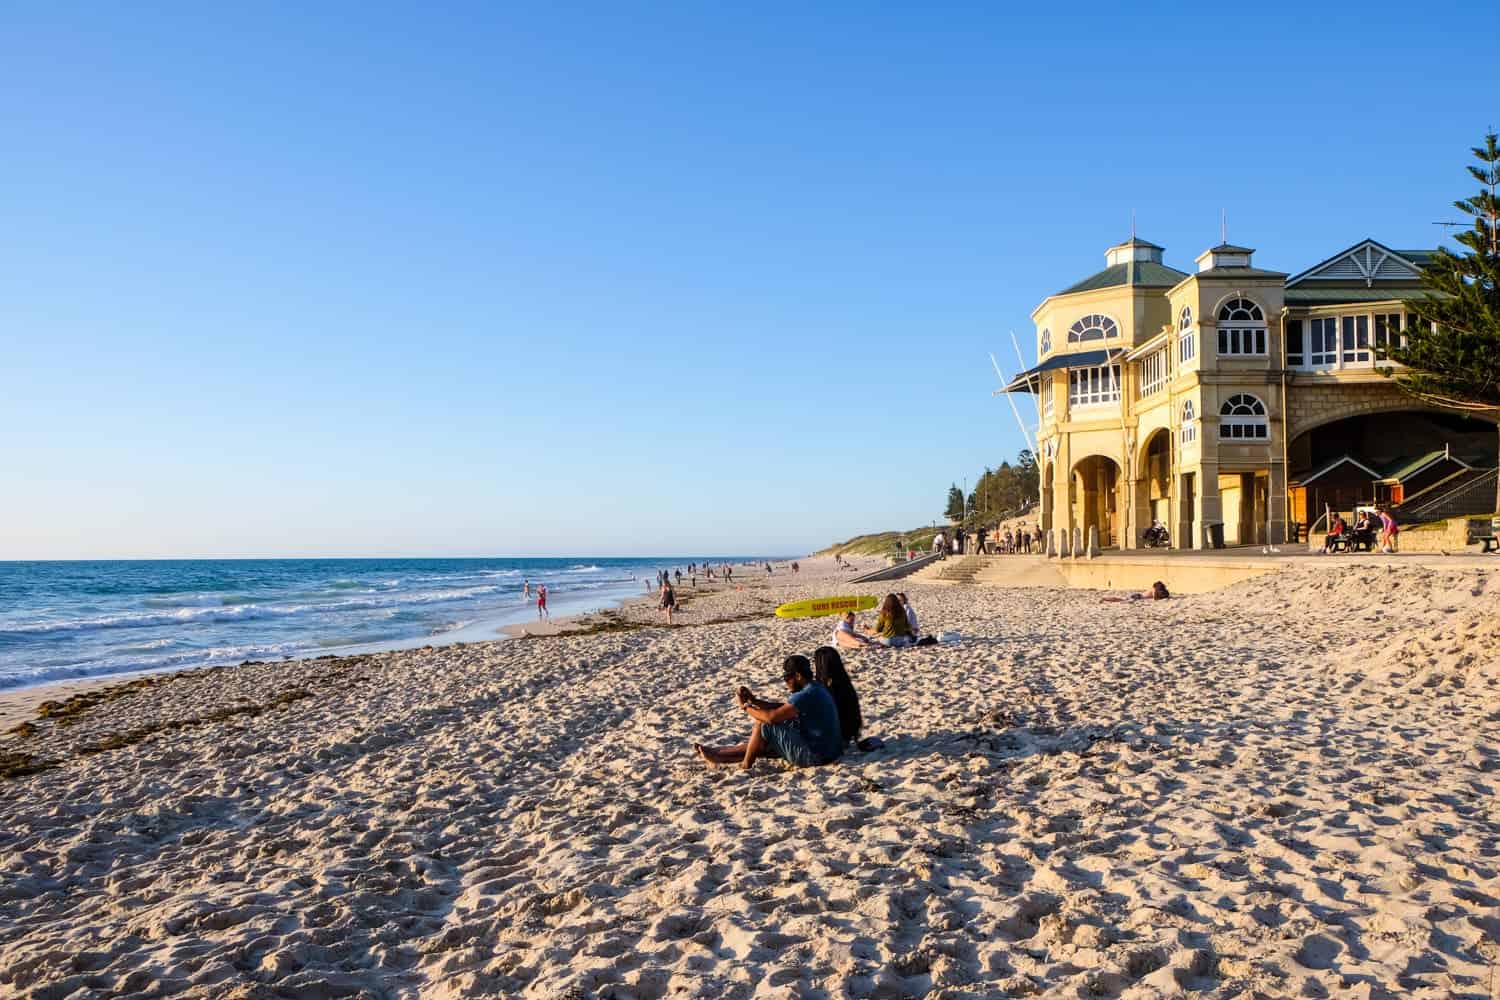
[1,556,1497,998]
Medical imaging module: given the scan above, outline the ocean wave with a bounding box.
[1,585,508,637]
[566,565,603,573]
[0,640,309,690]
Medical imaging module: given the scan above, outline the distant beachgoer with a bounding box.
[765,563,772,576]
[896,592,919,636]
[1378,509,1399,553]
[1102,581,1170,603]
[537,584,549,620]
[694,655,844,770]
[523,578,531,599]
[792,561,800,575]
[660,581,677,624]
[813,646,862,746]
[976,527,988,554]
[833,610,873,649]
[872,593,914,647]
[1321,514,1347,554]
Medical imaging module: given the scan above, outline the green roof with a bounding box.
[1057,260,1187,296]
[1194,266,1287,280]
[1379,450,1464,482]
[1285,285,1430,305]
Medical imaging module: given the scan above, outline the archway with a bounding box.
[1071,455,1122,548]
[1288,409,1498,529]
[1135,430,1173,547]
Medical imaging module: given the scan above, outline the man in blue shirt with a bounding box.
[695,655,844,771]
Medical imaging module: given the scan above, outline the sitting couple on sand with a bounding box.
[833,592,932,648]
[695,646,865,771]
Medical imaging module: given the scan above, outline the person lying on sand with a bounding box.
[833,610,874,648]
[695,655,844,771]
[1101,580,1170,602]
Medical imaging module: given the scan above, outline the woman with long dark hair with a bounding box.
[872,593,914,647]
[813,645,862,746]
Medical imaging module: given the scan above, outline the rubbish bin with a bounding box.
[1206,522,1225,549]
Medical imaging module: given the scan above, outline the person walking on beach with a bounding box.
[694,655,843,771]
[523,578,531,599]
[537,584,549,621]
[659,579,677,624]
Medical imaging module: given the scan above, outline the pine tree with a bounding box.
[944,484,965,521]
[1385,130,1500,505]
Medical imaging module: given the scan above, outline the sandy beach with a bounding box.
[2,555,1498,998]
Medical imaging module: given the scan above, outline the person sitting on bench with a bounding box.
[1320,513,1347,554]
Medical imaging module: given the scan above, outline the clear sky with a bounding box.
[2,3,1493,559]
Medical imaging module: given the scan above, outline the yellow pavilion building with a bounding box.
[1002,237,1497,549]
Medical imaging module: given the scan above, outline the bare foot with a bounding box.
[694,743,719,768]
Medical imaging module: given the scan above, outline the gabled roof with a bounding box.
[1057,260,1188,296]
[1286,239,1432,287]
[1377,450,1470,483]
[1295,454,1382,485]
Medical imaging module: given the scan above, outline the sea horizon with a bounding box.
[0,555,798,691]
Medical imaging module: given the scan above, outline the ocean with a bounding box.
[0,557,763,690]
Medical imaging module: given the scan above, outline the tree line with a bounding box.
[943,448,1039,526]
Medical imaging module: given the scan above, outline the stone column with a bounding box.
[1195,456,1222,549]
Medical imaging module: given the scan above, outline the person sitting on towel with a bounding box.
[694,655,844,770]
[833,610,874,648]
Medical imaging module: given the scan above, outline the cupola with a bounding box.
[1196,243,1255,272]
[1104,237,1165,267]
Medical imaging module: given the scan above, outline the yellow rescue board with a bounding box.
[774,595,878,619]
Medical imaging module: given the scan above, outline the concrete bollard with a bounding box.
[1046,530,1056,558]
[1071,527,1083,560]
[1087,525,1100,558]
[1057,529,1069,558]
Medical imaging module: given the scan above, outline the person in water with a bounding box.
[872,593,914,647]
[695,655,844,770]
[537,584,549,620]
[812,646,862,747]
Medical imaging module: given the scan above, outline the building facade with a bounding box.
[1004,237,1497,549]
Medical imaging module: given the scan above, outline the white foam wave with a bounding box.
[1,584,507,636]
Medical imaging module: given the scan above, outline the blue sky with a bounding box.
[1,3,1493,558]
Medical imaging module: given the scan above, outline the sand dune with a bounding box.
[1,557,1497,998]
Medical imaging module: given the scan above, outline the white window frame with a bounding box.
[1067,314,1119,344]
[1306,316,1338,368]
[1178,307,1196,364]
[1340,315,1371,365]
[1216,298,1267,356]
[1181,400,1196,444]
[1138,348,1167,398]
[1068,364,1121,409]
[1219,393,1269,440]
[1373,313,1405,354]
[1041,376,1054,418]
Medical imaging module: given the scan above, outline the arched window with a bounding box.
[1067,314,1119,343]
[1216,298,1267,356]
[1178,306,1196,364]
[1181,400,1196,444]
[1040,328,1051,355]
[1219,393,1268,440]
